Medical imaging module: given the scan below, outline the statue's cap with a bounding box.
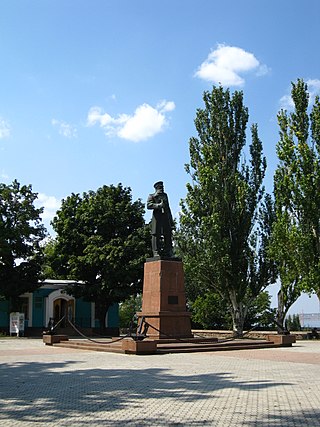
[154,181,163,189]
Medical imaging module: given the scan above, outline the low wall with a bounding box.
[192,329,310,340]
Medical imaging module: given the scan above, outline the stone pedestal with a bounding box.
[266,334,296,346]
[121,338,157,355]
[137,259,192,339]
[43,334,69,345]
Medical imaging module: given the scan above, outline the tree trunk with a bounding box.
[229,292,246,337]
[95,300,110,336]
[276,290,288,334]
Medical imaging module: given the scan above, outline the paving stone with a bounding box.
[0,338,320,426]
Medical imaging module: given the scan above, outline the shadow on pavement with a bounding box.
[244,409,320,427]
[0,360,292,425]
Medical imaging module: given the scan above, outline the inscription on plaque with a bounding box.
[168,295,178,304]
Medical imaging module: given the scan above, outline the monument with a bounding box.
[136,181,192,339]
[147,181,174,258]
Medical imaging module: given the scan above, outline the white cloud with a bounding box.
[0,118,11,139]
[52,119,77,138]
[87,107,128,128]
[157,100,175,113]
[118,104,165,141]
[307,79,320,103]
[279,94,295,110]
[279,79,320,110]
[0,170,9,181]
[195,44,268,86]
[86,100,175,142]
[36,193,61,221]
[256,64,270,77]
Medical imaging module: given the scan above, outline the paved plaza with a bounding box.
[0,338,320,426]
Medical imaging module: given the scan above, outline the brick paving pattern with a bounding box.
[1,338,320,426]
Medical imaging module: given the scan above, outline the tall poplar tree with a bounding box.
[178,86,274,336]
[270,79,320,331]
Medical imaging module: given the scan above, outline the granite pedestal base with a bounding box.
[266,334,296,346]
[137,258,192,339]
[43,334,69,345]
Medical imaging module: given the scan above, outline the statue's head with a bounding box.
[154,181,164,193]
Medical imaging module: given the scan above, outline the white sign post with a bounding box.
[10,312,20,336]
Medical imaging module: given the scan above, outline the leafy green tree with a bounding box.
[244,291,276,330]
[190,290,274,331]
[294,314,301,331]
[119,294,142,329]
[0,180,46,310]
[285,314,301,332]
[190,291,232,330]
[42,238,62,279]
[178,86,275,336]
[270,79,320,332]
[49,184,151,332]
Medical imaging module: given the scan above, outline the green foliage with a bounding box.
[178,86,274,336]
[0,180,46,309]
[285,314,301,332]
[191,291,232,330]
[190,290,275,331]
[245,291,276,330]
[119,294,142,329]
[48,183,151,330]
[42,238,63,279]
[270,79,320,331]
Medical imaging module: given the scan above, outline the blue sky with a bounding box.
[1,0,320,314]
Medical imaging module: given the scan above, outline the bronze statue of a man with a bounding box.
[147,181,174,257]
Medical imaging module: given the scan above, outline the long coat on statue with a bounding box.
[147,191,174,237]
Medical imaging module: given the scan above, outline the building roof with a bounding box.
[39,279,84,289]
